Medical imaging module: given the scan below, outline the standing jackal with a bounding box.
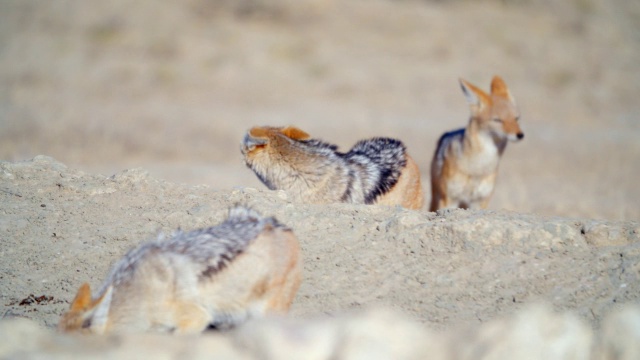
[430,76,524,211]
[241,126,424,209]
[58,206,302,335]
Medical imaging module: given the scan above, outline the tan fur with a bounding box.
[242,126,424,210]
[280,126,311,140]
[430,76,523,212]
[376,154,424,209]
[58,212,302,335]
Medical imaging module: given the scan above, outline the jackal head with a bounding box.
[459,76,524,143]
[58,283,113,334]
[241,126,312,189]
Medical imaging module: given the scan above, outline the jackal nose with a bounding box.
[517,132,524,140]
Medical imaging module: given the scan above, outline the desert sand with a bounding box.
[1,0,639,358]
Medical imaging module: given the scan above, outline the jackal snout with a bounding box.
[242,131,268,154]
[493,116,524,142]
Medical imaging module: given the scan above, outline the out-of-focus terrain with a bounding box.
[1,0,639,220]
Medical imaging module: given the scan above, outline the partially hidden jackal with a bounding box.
[430,76,524,212]
[241,126,424,210]
[58,206,302,335]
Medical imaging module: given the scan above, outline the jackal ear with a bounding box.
[281,126,310,140]
[86,285,113,333]
[459,78,490,109]
[248,127,271,140]
[490,75,514,102]
[70,283,92,311]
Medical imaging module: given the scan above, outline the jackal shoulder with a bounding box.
[433,128,465,168]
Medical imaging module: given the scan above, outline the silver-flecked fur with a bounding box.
[242,130,407,205]
[96,206,286,299]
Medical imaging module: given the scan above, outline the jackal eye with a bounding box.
[492,118,503,123]
[515,116,521,122]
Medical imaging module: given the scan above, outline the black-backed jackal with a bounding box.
[430,76,524,211]
[241,126,424,210]
[58,206,302,334]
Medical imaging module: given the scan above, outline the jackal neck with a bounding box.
[464,118,507,155]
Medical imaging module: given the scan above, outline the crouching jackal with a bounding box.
[58,206,302,334]
[241,126,424,209]
[430,76,524,212]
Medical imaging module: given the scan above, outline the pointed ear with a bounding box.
[490,75,514,102]
[70,283,92,311]
[248,127,271,140]
[88,285,113,333]
[281,126,310,140]
[459,78,490,109]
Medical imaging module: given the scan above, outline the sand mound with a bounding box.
[0,156,638,357]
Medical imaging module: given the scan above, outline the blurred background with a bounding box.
[1,0,638,220]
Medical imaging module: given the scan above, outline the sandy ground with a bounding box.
[0,0,640,357]
[0,156,639,358]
